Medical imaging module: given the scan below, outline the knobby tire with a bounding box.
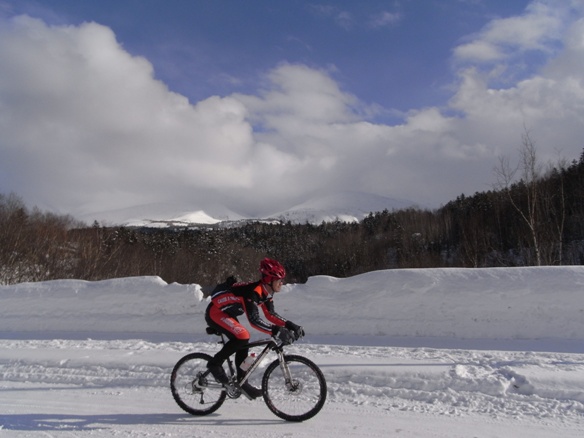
[170,352,226,416]
[262,354,327,422]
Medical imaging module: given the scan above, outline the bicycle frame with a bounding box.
[207,333,291,393]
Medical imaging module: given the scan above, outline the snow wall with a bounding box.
[0,266,583,342]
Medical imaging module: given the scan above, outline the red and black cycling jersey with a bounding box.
[210,281,287,334]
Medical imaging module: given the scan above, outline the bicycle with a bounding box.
[170,326,327,422]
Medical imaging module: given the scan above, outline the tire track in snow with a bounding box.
[2,339,584,421]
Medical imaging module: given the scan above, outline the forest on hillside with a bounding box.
[2,141,584,287]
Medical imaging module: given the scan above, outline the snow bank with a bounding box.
[1,266,583,344]
[283,266,584,341]
[0,276,204,335]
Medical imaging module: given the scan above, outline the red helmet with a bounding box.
[260,258,286,283]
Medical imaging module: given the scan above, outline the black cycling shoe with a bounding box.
[240,382,263,400]
[207,363,229,385]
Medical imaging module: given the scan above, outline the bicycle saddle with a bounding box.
[206,327,221,336]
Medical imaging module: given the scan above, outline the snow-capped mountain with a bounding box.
[270,192,417,224]
[79,201,245,227]
[81,192,418,227]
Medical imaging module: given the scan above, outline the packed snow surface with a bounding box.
[1,266,584,436]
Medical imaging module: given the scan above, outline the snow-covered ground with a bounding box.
[1,267,584,436]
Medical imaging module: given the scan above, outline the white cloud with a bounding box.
[0,16,257,215]
[369,11,402,29]
[1,2,584,222]
[453,1,565,63]
[309,5,353,30]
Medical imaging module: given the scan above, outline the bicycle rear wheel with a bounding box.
[170,352,226,415]
[262,354,327,422]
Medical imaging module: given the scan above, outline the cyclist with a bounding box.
[205,258,305,399]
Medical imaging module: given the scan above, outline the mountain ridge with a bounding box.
[80,192,418,227]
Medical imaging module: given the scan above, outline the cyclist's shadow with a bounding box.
[0,412,282,431]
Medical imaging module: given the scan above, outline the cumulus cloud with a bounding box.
[1,1,584,223]
[0,16,257,216]
[453,1,565,63]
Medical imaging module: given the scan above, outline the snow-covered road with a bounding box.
[1,338,583,437]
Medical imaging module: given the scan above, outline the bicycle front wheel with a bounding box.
[170,352,226,416]
[262,354,327,422]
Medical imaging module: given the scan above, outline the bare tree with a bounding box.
[494,130,543,265]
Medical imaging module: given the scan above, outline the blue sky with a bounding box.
[5,0,531,118]
[1,0,583,222]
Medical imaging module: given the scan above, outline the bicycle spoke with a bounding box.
[263,355,327,421]
[170,353,227,416]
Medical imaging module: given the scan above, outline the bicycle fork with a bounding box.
[275,350,299,392]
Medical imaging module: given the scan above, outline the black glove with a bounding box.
[272,326,295,345]
[285,321,305,340]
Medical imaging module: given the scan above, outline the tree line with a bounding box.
[2,144,583,287]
